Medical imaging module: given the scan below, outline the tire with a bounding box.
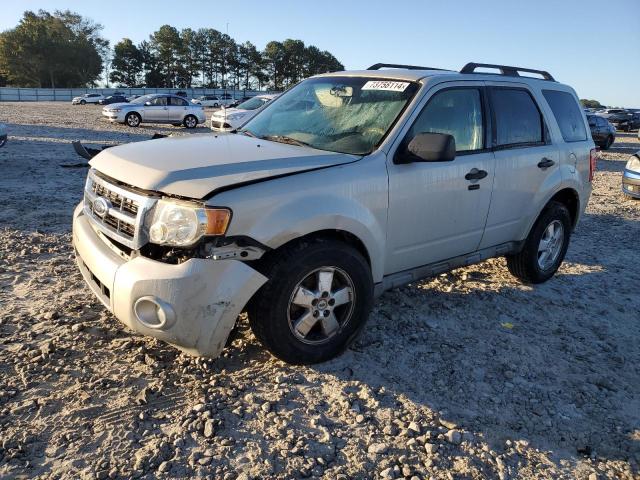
[213,103,219,108]
[125,112,141,127]
[602,135,613,150]
[248,238,373,364]
[506,201,572,284]
[183,115,198,129]
[80,100,86,105]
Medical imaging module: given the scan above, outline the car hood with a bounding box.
[103,102,130,108]
[212,107,248,118]
[89,133,358,198]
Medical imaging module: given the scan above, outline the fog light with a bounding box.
[133,296,176,330]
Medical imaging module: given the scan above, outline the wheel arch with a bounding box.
[547,187,580,228]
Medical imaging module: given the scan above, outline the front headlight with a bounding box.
[626,154,640,173]
[148,200,231,247]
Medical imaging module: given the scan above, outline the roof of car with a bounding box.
[318,63,568,88]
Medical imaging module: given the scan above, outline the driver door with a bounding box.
[385,82,495,274]
[144,96,169,122]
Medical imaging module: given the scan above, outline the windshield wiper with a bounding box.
[237,129,256,138]
[260,135,312,148]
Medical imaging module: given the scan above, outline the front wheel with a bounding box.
[125,112,141,127]
[183,115,198,129]
[80,100,86,105]
[506,201,571,284]
[248,239,373,364]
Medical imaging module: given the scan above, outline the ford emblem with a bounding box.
[93,197,111,217]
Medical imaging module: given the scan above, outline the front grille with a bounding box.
[211,120,232,129]
[83,169,157,250]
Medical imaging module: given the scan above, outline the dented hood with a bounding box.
[90,133,357,198]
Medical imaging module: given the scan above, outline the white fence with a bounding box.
[0,87,276,102]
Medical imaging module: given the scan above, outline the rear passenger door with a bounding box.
[168,96,189,121]
[144,96,168,122]
[479,84,560,249]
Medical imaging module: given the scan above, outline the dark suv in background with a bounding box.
[598,109,640,132]
[587,115,616,149]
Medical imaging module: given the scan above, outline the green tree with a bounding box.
[148,25,187,87]
[263,41,284,90]
[0,9,107,87]
[580,99,602,109]
[110,38,143,87]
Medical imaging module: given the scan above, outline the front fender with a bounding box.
[215,158,389,282]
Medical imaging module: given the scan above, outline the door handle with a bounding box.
[465,168,488,181]
[537,158,555,169]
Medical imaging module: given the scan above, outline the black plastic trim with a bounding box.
[367,63,449,71]
[461,62,555,81]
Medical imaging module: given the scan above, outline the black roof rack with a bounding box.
[460,62,555,81]
[367,63,448,71]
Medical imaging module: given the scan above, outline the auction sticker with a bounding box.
[362,81,410,92]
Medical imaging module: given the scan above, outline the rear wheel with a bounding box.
[506,201,571,284]
[125,112,141,127]
[183,115,198,129]
[248,239,373,364]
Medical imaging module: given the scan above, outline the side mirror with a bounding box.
[395,132,456,164]
[144,101,152,106]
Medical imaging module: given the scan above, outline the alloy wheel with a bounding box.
[287,267,355,345]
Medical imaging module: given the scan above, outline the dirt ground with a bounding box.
[0,102,638,480]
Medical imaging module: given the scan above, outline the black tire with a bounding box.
[602,135,613,150]
[183,115,198,129]
[125,112,141,128]
[247,238,373,364]
[506,201,572,284]
[80,99,86,105]
[213,103,219,108]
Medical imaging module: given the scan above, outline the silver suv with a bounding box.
[73,62,595,364]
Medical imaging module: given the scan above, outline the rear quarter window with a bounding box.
[542,90,587,142]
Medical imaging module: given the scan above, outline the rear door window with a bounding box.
[490,88,544,147]
[169,97,188,106]
[542,90,587,142]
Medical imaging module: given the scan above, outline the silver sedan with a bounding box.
[102,94,206,128]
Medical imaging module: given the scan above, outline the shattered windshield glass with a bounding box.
[240,76,419,155]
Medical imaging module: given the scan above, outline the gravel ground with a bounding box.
[0,102,639,480]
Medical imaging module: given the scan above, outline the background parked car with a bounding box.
[191,95,224,107]
[72,93,104,105]
[102,93,206,128]
[127,94,141,101]
[229,96,253,108]
[175,91,188,98]
[99,95,129,105]
[622,152,640,199]
[0,123,7,148]
[587,114,616,150]
[210,94,278,131]
[597,109,640,132]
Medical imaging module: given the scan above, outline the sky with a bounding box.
[1,0,639,106]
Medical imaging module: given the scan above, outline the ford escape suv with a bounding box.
[73,62,594,364]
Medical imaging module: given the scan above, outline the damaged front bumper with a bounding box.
[72,203,267,357]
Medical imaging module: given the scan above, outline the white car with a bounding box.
[72,93,104,105]
[210,94,278,131]
[0,123,7,148]
[191,94,236,108]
